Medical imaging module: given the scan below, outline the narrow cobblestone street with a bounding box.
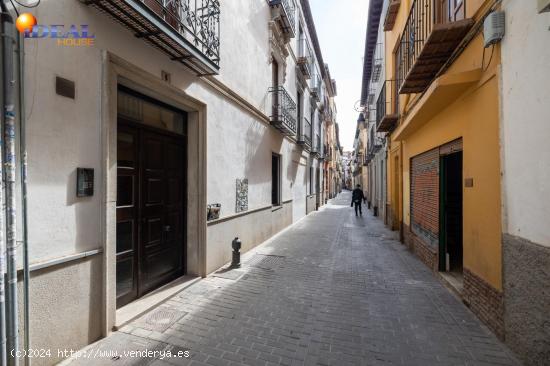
[69,192,520,366]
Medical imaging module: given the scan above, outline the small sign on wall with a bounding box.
[207,204,221,221]
[76,168,94,197]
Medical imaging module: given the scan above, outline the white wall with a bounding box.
[501,1,550,246]
[20,0,327,265]
[9,0,333,360]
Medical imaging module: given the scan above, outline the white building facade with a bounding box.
[500,2,550,364]
[361,0,389,221]
[6,0,337,363]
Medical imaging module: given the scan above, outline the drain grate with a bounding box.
[136,308,187,332]
[246,254,285,270]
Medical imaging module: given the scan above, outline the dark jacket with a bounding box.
[351,188,366,204]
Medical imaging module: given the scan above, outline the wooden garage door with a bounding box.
[410,148,440,249]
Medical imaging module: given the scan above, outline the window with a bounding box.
[309,166,314,195]
[310,105,315,139]
[272,59,279,87]
[272,154,281,205]
[450,0,465,21]
[297,90,303,137]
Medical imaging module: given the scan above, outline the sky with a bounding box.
[309,0,369,152]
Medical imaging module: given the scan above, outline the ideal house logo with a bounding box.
[15,13,95,46]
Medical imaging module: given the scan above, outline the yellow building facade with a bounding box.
[384,0,505,337]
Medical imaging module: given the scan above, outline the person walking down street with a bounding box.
[351,184,366,217]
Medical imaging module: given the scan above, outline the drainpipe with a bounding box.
[17,29,30,366]
[0,3,8,364]
[0,2,18,365]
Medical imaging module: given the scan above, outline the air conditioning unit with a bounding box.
[483,11,505,48]
[539,0,550,13]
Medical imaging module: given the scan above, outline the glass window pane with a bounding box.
[118,92,143,121]
[116,221,134,253]
[116,257,134,298]
[117,90,185,135]
[117,175,134,207]
[117,132,135,168]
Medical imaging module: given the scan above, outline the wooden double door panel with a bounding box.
[116,121,186,308]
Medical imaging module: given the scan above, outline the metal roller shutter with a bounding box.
[410,148,440,249]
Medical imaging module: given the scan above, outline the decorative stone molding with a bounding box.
[269,21,289,83]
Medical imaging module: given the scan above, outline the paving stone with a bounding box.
[66,192,522,366]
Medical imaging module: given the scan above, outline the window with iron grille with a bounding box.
[272,153,282,205]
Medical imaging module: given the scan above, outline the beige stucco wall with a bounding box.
[20,256,103,366]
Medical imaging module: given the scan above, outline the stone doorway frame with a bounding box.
[100,51,207,336]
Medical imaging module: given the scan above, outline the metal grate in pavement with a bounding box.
[136,308,187,332]
[246,254,285,270]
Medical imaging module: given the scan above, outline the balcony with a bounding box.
[376,80,399,132]
[383,0,401,31]
[269,0,296,38]
[298,117,312,149]
[324,107,334,123]
[310,74,322,100]
[82,0,220,75]
[297,38,313,79]
[323,144,331,161]
[372,43,383,82]
[312,134,321,157]
[367,86,377,106]
[396,0,474,94]
[368,127,383,157]
[269,86,297,136]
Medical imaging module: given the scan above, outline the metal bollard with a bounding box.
[231,237,241,268]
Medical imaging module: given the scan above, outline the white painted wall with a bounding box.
[13,0,332,360]
[501,1,550,246]
[363,0,388,219]
[21,0,327,265]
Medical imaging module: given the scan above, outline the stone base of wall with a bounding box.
[411,234,438,271]
[403,225,512,350]
[463,268,504,340]
[403,224,438,271]
[503,234,550,365]
[27,255,103,366]
[403,223,412,248]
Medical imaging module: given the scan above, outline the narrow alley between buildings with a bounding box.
[66,192,520,366]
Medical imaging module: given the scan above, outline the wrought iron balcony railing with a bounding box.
[312,133,321,155]
[376,80,399,133]
[396,0,473,93]
[310,73,322,100]
[367,86,376,106]
[372,43,383,82]
[322,144,330,161]
[82,0,220,75]
[269,86,297,136]
[298,117,312,149]
[368,127,383,156]
[297,37,313,79]
[269,0,296,38]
